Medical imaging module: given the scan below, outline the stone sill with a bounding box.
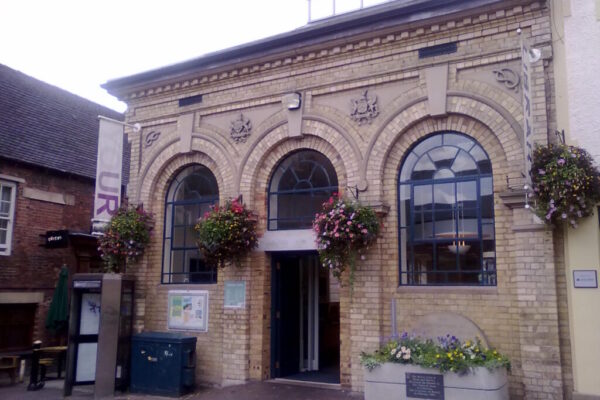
[156,284,217,291]
[396,285,499,295]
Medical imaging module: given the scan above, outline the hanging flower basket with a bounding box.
[194,198,258,267]
[312,194,380,287]
[98,206,154,273]
[531,143,600,228]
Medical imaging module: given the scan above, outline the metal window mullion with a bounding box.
[477,177,485,283]
[454,181,460,278]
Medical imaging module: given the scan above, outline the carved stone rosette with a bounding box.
[230,113,252,143]
[351,89,379,125]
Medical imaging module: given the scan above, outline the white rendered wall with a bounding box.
[563,0,600,161]
[554,0,600,396]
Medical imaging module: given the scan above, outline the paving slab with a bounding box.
[0,380,363,400]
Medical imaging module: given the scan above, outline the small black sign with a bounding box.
[45,230,69,248]
[406,372,444,400]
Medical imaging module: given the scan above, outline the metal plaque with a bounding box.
[573,270,598,288]
[406,372,445,400]
[224,281,246,309]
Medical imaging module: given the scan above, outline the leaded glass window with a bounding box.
[162,165,219,284]
[398,132,496,286]
[268,150,338,230]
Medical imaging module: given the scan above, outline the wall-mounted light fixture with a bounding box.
[282,92,302,110]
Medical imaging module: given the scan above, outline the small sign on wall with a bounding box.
[168,290,209,332]
[573,270,598,288]
[224,281,246,309]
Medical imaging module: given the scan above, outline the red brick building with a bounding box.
[0,64,124,351]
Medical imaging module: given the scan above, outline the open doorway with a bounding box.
[271,252,340,384]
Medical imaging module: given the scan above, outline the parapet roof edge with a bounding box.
[103,0,508,94]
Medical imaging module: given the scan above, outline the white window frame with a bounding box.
[0,180,17,256]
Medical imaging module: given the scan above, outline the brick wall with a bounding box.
[116,2,573,398]
[0,160,95,348]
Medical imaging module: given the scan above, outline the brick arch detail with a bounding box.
[238,118,359,209]
[381,115,510,194]
[137,138,234,209]
[247,134,349,222]
[366,95,523,201]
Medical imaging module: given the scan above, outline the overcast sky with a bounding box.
[1,0,389,112]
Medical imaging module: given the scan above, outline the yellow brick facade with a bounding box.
[106,1,573,398]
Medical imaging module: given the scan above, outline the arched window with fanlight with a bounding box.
[162,165,219,284]
[398,132,496,286]
[268,150,338,230]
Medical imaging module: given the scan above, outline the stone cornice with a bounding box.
[113,1,544,103]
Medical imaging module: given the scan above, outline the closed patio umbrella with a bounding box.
[45,265,69,333]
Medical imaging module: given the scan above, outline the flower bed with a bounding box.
[194,198,258,266]
[361,334,510,400]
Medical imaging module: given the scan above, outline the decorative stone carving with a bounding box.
[492,68,520,92]
[144,130,161,148]
[351,89,379,125]
[230,113,252,143]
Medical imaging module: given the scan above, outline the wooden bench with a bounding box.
[0,356,19,385]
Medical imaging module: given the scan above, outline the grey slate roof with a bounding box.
[0,63,128,181]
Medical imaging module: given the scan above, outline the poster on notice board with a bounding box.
[168,290,209,332]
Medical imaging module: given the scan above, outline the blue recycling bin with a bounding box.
[131,332,197,397]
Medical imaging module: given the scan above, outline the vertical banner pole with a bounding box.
[520,30,534,187]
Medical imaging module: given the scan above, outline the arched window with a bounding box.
[268,150,338,230]
[398,132,496,286]
[162,165,219,284]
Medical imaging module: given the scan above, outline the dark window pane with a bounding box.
[414,185,432,210]
[452,150,478,176]
[433,210,454,239]
[172,227,185,247]
[399,185,411,228]
[434,183,454,209]
[429,146,458,164]
[433,168,455,180]
[174,166,218,201]
[268,150,338,230]
[1,186,11,202]
[436,242,457,272]
[443,133,474,151]
[412,156,436,181]
[400,152,418,181]
[412,135,441,156]
[408,243,434,285]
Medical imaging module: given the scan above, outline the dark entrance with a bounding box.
[271,252,340,384]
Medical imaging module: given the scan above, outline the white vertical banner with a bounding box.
[521,39,534,186]
[92,117,124,234]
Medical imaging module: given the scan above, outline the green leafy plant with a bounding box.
[194,198,258,267]
[98,207,154,273]
[360,333,511,374]
[531,144,600,228]
[312,194,380,288]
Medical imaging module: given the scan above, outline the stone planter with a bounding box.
[364,363,508,400]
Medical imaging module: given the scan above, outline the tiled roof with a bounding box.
[0,63,128,181]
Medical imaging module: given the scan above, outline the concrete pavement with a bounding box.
[0,379,363,399]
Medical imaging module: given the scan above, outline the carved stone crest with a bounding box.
[144,130,161,148]
[351,89,379,125]
[230,113,252,143]
[492,68,520,93]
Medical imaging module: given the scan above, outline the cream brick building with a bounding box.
[104,1,574,398]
